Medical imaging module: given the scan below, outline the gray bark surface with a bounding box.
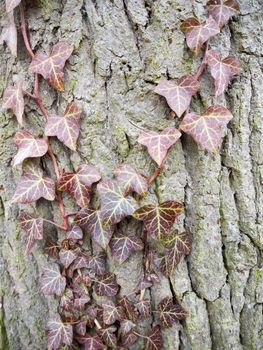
[0,0,262,349]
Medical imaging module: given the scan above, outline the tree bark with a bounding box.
[0,0,262,349]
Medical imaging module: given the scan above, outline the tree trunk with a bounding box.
[0,0,262,349]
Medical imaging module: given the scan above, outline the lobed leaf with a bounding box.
[179,105,233,151]
[75,208,114,249]
[47,316,73,350]
[144,325,163,350]
[98,327,117,348]
[94,273,119,297]
[102,300,125,325]
[40,263,66,296]
[88,253,106,276]
[83,334,106,350]
[110,233,144,263]
[29,42,73,91]
[11,162,55,203]
[120,319,136,335]
[122,331,138,347]
[5,0,21,12]
[58,164,100,207]
[18,211,43,253]
[66,224,83,240]
[45,102,82,151]
[98,180,138,226]
[75,318,87,336]
[59,249,77,269]
[119,296,137,322]
[155,76,199,117]
[157,297,187,328]
[206,49,241,96]
[74,294,90,311]
[44,238,59,258]
[2,82,24,125]
[181,16,220,54]
[114,164,148,195]
[60,288,74,311]
[135,299,151,319]
[207,0,240,28]
[138,127,181,166]
[13,130,48,166]
[134,201,184,240]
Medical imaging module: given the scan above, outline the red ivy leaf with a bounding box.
[135,299,151,319]
[29,42,73,91]
[207,0,240,28]
[119,296,137,322]
[158,297,187,328]
[2,82,24,125]
[75,208,114,249]
[44,238,59,258]
[84,334,106,350]
[144,326,163,350]
[18,211,43,253]
[45,102,82,151]
[66,224,83,240]
[47,316,73,350]
[94,273,119,297]
[134,201,184,240]
[98,327,117,348]
[102,300,125,325]
[59,249,77,269]
[11,162,55,203]
[159,231,191,276]
[5,0,21,12]
[179,105,233,152]
[98,180,138,225]
[88,253,106,276]
[40,263,66,296]
[120,320,136,335]
[122,331,138,347]
[74,294,90,311]
[155,76,199,117]
[110,233,144,263]
[113,164,148,195]
[138,127,181,166]
[75,318,87,336]
[181,16,220,54]
[58,164,100,207]
[1,12,17,56]
[206,49,241,96]
[60,288,74,311]
[13,130,48,166]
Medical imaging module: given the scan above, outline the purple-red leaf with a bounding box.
[0,12,17,56]
[59,249,77,269]
[138,127,181,166]
[119,296,137,322]
[179,105,233,152]
[144,325,163,350]
[44,238,59,258]
[74,294,90,311]
[58,164,100,207]
[134,201,184,240]
[5,0,21,12]
[45,102,82,151]
[98,180,138,225]
[47,316,73,350]
[11,162,55,203]
[2,82,24,125]
[155,76,199,117]
[75,208,114,249]
[120,320,136,335]
[181,16,220,54]
[94,273,119,297]
[207,0,240,28]
[98,327,117,348]
[40,263,66,296]
[206,49,241,96]
[84,334,106,350]
[66,224,83,240]
[13,131,48,166]
[114,165,148,195]
[110,233,144,263]
[18,211,43,253]
[122,331,138,347]
[102,300,125,325]
[88,253,106,276]
[135,299,151,319]
[60,288,74,311]
[157,297,187,328]
[75,318,87,336]
[29,42,73,91]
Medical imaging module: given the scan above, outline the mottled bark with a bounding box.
[0,0,262,349]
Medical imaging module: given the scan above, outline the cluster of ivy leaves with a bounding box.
[2,0,241,349]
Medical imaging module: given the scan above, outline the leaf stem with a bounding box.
[194,41,209,81]
[19,2,34,59]
[43,219,66,231]
[147,151,169,185]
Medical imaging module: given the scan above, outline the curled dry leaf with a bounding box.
[2,81,24,125]
[75,208,114,249]
[181,16,220,54]
[94,273,119,297]
[13,130,48,166]
[40,263,66,296]
[29,42,73,91]
[207,0,240,28]
[114,164,148,195]
[18,211,43,253]
[134,201,184,240]
[45,102,82,151]
[98,180,138,226]
[0,12,17,56]
[179,105,233,152]
[58,164,101,207]
[110,233,144,263]
[5,0,22,12]
[11,162,55,203]
[206,49,241,96]
[157,297,187,328]
[155,76,199,117]
[47,315,73,350]
[138,127,181,166]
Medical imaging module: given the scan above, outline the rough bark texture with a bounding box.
[0,0,262,349]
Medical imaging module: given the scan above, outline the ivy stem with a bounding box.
[94,318,102,330]
[19,3,69,231]
[43,219,66,231]
[147,151,169,185]
[194,41,209,81]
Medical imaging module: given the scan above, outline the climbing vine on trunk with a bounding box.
[1,0,241,349]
